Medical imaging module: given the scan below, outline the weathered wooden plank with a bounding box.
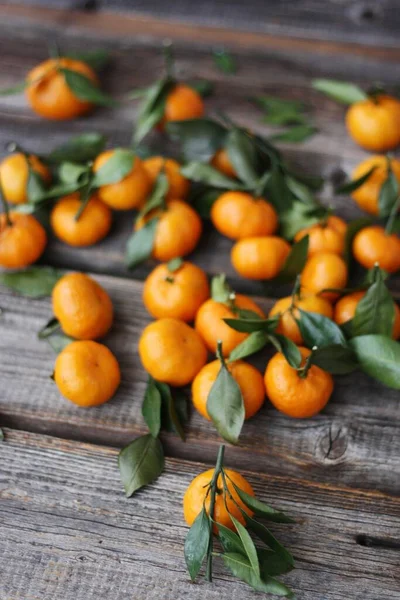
[0,428,399,600]
[1,272,399,495]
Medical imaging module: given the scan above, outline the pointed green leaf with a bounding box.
[27,167,47,204]
[47,334,74,354]
[310,344,358,374]
[184,506,211,581]
[92,148,135,186]
[352,277,395,337]
[58,161,90,184]
[66,49,110,71]
[213,49,237,74]
[349,335,400,389]
[180,161,243,189]
[133,78,172,145]
[225,128,259,187]
[47,133,106,163]
[271,124,317,143]
[265,165,294,212]
[0,267,62,297]
[231,482,294,523]
[217,522,246,554]
[142,376,162,438]
[138,171,169,219]
[297,309,346,348]
[279,201,321,240]
[159,382,186,441]
[312,79,368,104]
[268,333,302,368]
[244,513,294,567]
[222,553,293,596]
[167,257,184,272]
[379,162,399,217]
[224,315,279,334]
[60,67,116,106]
[277,235,309,282]
[258,549,294,577]
[210,274,232,303]
[229,331,269,361]
[207,361,245,444]
[335,166,376,194]
[166,118,227,162]
[230,515,260,577]
[118,433,164,497]
[38,317,61,339]
[125,218,158,269]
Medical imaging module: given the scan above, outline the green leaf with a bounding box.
[213,49,237,74]
[244,513,294,567]
[92,148,135,187]
[47,133,106,163]
[279,201,321,240]
[265,165,294,212]
[47,333,74,354]
[133,78,173,145]
[268,333,302,369]
[158,382,186,441]
[277,235,309,282]
[217,523,246,554]
[66,49,110,71]
[125,217,158,269]
[190,186,220,218]
[180,161,243,189]
[285,175,317,205]
[118,433,165,497]
[167,257,183,272]
[210,274,232,303]
[207,360,245,444]
[310,344,358,374]
[38,317,61,339]
[379,162,399,217]
[0,81,27,96]
[187,79,214,97]
[224,315,279,334]
[352,277,395,337]
[60,68,116,106]
[138,172,169,219]
[225,128,259,187]
[254,95,306,126]
[258,549,294,577]
[166,118,227,162]
[184,506,211,581]
[271,124,317,143]
[222,553,293,596]
[344,217,373,264]
[335,166,376,194]
[173,388,189,426]
[0,267,62,297]
[142,376,162,438]
[229,331,269,361]
[349,335,400,389]
[297,309,346,348]
[312,79,368,104]
[231,482,294,523]
[27,167,47,204]
[58,161,90,184]
[230,515,260,578]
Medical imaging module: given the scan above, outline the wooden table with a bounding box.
[0,4,399,599]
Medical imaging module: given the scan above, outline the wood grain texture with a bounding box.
[1,428,399,600]
[1,271,399,495]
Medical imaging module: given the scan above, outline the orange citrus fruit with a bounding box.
[210,149,237,178]
[346,95,400,152]
[162,84,204,124]
[0,212,47,268]
[352,226,400,273]
[294,215,347,256]
[231,236,291,280]
[301,252,348,301]
[351,155,400,215]
[211,191,278,240]
[143,156,189,201]
[0,153,51,205]
[334,290,400,339]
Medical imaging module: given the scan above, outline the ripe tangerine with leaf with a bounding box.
[352,226,400,273]
[210,149,237,178]
[93,151,151,210]
[0,153,51,205]
[162,83,204,125]
[138,317,208,386]
[183,468,255,531]
[346,94,400,152]
[294,215,347,257]
[26,57,99,120]
[231,236,291,280]
[264,347,334,418]
[351,155,400,215]
[0,211,47,268]
[135,200,202,262]
[143,260,210,322]
[301,252,348,301]
[54,340,120,407]
[50,192,112,247]
[334,290,400,339]
[211,191,278,240]
[52,272,113,340]
[143,156,189,201]
[192,359,265,420]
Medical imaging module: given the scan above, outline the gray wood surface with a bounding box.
[1,429,400,600]
[0,6,399,600]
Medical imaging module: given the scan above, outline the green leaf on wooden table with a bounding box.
[258,549,294,578]
[118,433,165,497]
[312,79,368,104]
[142,376,162,438]
[60,68,116,106]
[224,315,279,334]
[229,331,269,361]
[231,481,294,523]
[217,523,246,554]
[335,166,376,194]
[254,95,306,126]
[92,148,135,187]
[349,335,400,389]
[0,267,62,297]
[133,78,174,146]
[47,333,74,354]
[38,317,61,339]
[0,81,27,96]
[210,273,232,304]
[379,160,399,217]
[297,309,346,348]
[207,350,245,444]
[47,133,106,163]
[222,552,293,597]
[157,381,186,441]
[225,128,259,187]
[180,161,243,189]
[230,515,260,578]
[352,275,395,337]
[271,124,317,143]
[187,79,215,97]
[213,49,237,74]
[166,118,227,162]
[310,344,358,374]
[27,167,47,204]
[244,513,294,567]
[66,49,111,71]
[184,506,211,581]
[277,235,309,282]
[58,161,90,184]
[344,217,373,264]
[279,201,321,240]
[125,217,159,269]
[268,333,302,368]
[138,171,169,219]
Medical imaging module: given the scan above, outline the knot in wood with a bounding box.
[316,424,348,464]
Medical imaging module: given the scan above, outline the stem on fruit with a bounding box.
[206,443,225,582]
